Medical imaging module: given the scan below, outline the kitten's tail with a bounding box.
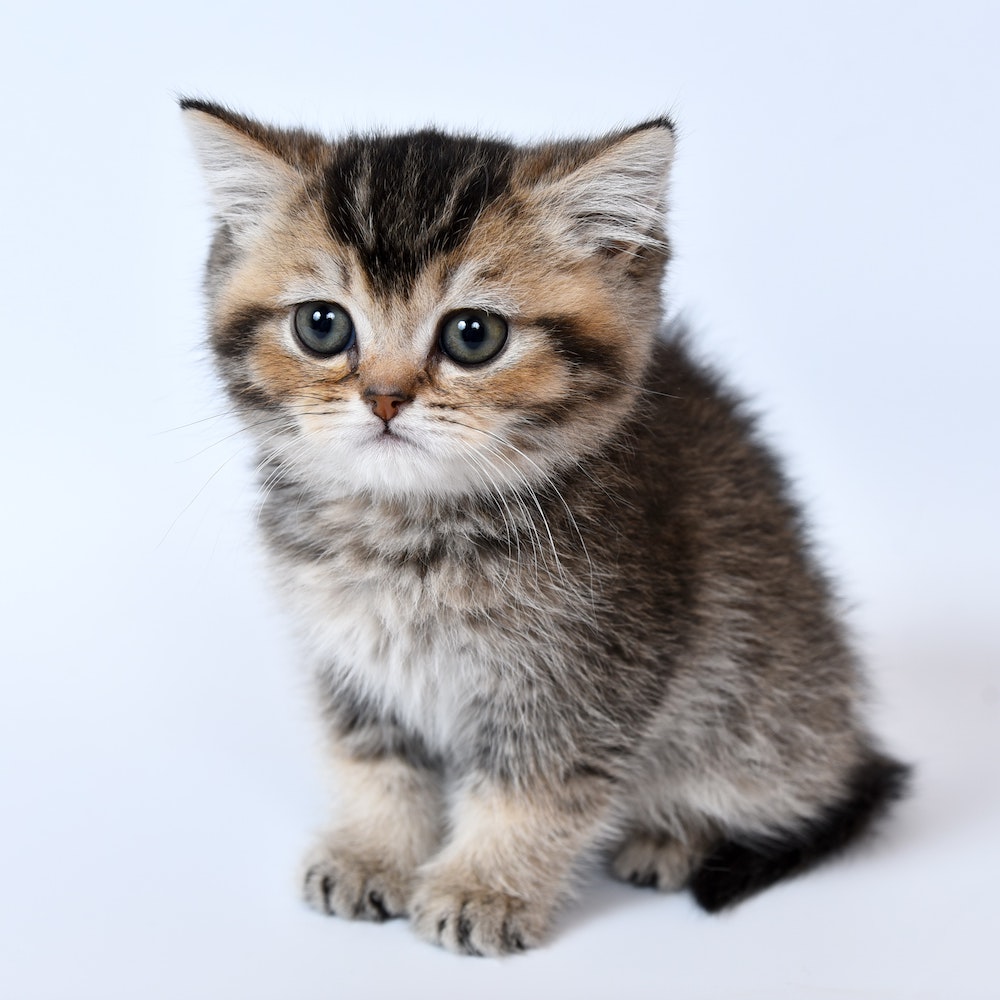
[688,753,911,913]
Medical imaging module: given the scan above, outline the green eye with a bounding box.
[439,309,508,366]
[293,301,355,356]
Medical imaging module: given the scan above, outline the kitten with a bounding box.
[182,100,909,956]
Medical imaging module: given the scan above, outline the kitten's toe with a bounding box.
[410,875,550,956]
[302,842,412,922]
[611,831,704,892]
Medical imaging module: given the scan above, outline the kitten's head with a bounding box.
[182,101,675,500]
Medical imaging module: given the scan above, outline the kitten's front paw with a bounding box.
[410,874,550,956]
[302,841,412,922]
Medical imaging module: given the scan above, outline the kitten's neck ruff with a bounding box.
[257,442,609,617]
[258,444,608,545]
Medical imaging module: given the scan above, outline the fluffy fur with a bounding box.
[182,99,909,956]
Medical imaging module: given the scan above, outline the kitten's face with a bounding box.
[184,105,675,500]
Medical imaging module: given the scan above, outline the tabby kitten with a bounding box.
[182,100,908,956]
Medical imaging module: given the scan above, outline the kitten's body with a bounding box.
[183,102,908,954]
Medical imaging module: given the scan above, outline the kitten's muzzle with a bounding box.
[363,387,413,424]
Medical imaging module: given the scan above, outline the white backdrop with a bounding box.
[2,2,997,997]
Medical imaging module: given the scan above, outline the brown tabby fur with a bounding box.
[182,99,908,955]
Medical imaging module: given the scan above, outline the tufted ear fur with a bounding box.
[527,120,676,257]
[181,99,303,246]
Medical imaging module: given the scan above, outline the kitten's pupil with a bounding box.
[311,308,332,333]
[439,309,508,365]
[294,301,355,356]
[453,317,492,358]
[457,318,485,347]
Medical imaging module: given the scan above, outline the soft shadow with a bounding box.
[555,868,691,941]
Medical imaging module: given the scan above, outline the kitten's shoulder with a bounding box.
[625,325,802,529]
[646,325,751,425]
[635,325,769,465]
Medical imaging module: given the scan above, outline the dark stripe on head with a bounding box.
[509,316,629,430]
[322,130,514,295]
[227,378,283,412]
[214,304,285,360]
[533,315,609,371]
[533,316,625,407]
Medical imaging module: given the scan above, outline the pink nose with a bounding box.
[365,390,411,423]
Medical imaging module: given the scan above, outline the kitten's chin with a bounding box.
[292,433,501,501]
[284,424,556,503]
[279,406,575,502]
[355,445,501,500]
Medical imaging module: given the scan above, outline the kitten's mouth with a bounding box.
[374,424,420,449]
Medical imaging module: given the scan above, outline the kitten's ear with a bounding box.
[180,99,302,244]
[530,119,676,257]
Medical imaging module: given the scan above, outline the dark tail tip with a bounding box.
[689,754,911,913]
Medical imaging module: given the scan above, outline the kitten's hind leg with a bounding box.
[303,749,444,922]
[611,827,712,892]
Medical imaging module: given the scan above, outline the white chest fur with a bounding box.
[273,531,508,754]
